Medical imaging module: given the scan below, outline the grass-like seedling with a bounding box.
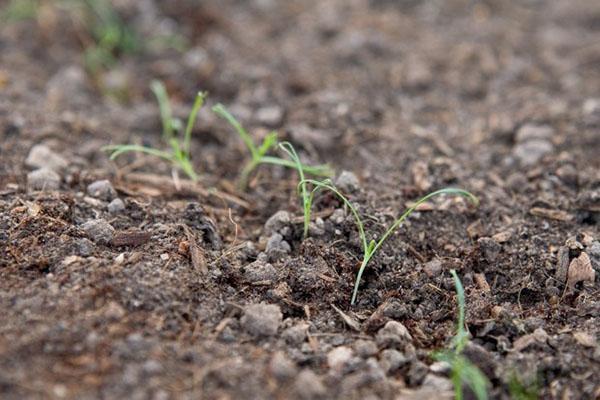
[1,0,39,22]
[507,372,539,400]
[300,180,478,305]
[278,142,314,238]
[212,104,332,188]
[103,80,206,181]
[82,0,139,74]
[434,270,489,400]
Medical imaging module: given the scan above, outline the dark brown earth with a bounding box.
[1,0,599,399]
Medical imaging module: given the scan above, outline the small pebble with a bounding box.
[353,339,378,358]
[282,322,309,345]
[376,320,413,348]
[87,179,116,201]
[25,144,68,172]
[243,260,278,283]
[335,170,360,193]
[265,233,291,261]
[241,303,282,337]
[264,210,292,236]
[293,369,326,399]
[423,259,443,277]
[269,351,298,381]
[379,349,409,373]
[27,168,60,191]
[108,198,126,213]
[82,219,115,245]
[256,105,283,127]
[327,346,354,373]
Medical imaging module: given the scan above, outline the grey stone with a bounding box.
[513,139,554,166]
[588,241,600,274]
[87,179,117,201]
[27,168,60,191]
[108,198,126,213]
[142,359,163,375]
[327,346,354,372]
[240,303,282,337]
[74,238,94,257]
[264,210,292,236]
[293,369,326,399]
[243,260,277,283]
[379,349,409,373]
[330,208,346,225]
[583,98,600,126]
[256,105,283,127]
[82,219,115,245]
[424,259,443,277]
[421,373,453,392]
[266,233,291,261]
[335,170,360,193]
[269,351,297,381]
[282,322,309,345]
[353,339,378,358]
[406,360,428,386]
[515,124,554,142]
[26,144,68,172]
[46,65,89,108]
[376,320,413,348]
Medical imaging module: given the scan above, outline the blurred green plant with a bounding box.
[212,104,332,189]
[433,270,490,400]
[1,0,40,22]
[103,80,205,180]
[508,372,539,400]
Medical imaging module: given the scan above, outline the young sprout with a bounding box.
[278,142,313,238]
[434,270,489,400]
[301,180,478,305]
[103,80,206,181]
[212,104,332,188]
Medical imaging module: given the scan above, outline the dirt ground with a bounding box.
[1,0,599,399]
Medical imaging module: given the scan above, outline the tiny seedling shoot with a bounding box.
[103,80,206,181]
[434,270,489,400]
[300,180,479,305]
[278,142,313,238]
[212,104,332,188]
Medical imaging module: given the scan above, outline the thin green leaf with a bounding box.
[151,80,174,140]
[102,144,173,161]
[183,91,207,155]
[212,104,258,160]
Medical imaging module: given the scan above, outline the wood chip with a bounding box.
[573,331,597,348]
[411,161,432,192]
[183,226,208,275]
[529,207,574,222]
[474,273,491,293]
[331,304,361,332]
[555,246,570,283]
[492,230,512,243]
[111,230,152,247]
[566,252,595,288]
[513,328,548,352]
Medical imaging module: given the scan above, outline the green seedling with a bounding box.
[79,0,140,74]
[434,270,489,400]
[278,142,314,238]
[103,80,206,181]
[212,104,332,188]
[1,0,39,22]
[507,372,539,400]
[301,180,478,305]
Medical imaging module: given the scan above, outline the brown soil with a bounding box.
[1,1,599,399]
